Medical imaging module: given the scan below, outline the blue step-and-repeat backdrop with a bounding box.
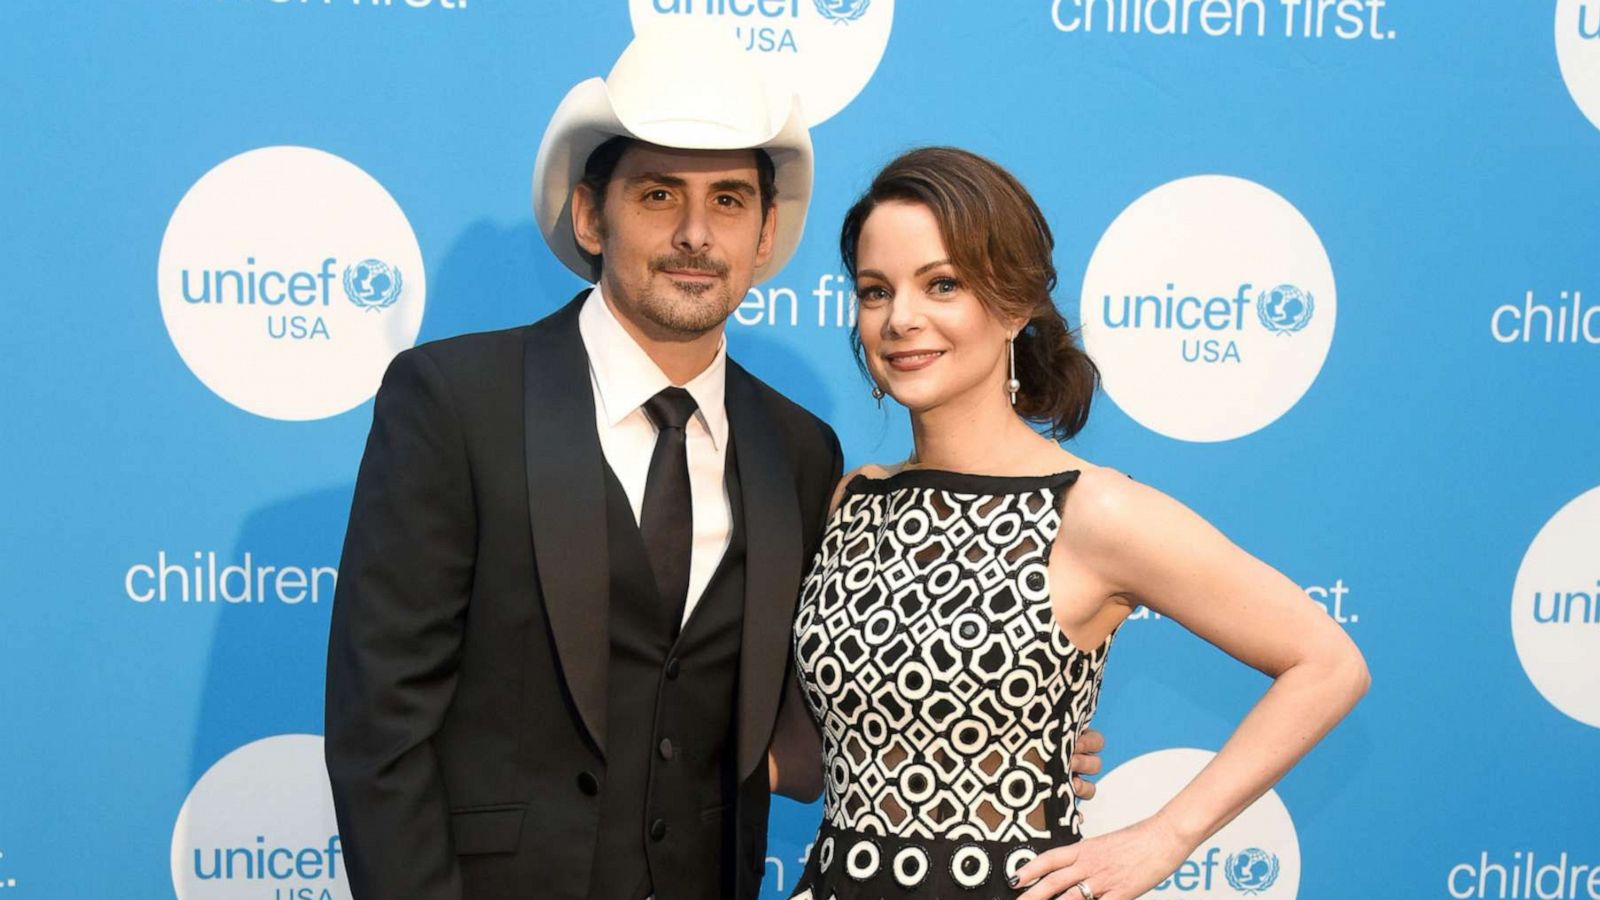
[3,2,1598,898]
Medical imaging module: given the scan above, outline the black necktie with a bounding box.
[640,387,698,634]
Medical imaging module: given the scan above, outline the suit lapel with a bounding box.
[523,291,611,756]
[724,361,803,780]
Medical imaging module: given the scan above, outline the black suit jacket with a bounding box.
[325,291,841,900]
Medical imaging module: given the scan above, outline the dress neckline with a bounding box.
[846,467,1081,496]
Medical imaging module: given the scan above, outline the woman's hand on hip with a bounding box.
[1011,816,1189,900]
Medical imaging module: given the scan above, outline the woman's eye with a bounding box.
[857,285,887,303]
[930,277,959,294]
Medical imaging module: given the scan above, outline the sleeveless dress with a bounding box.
[790,468,1117,899]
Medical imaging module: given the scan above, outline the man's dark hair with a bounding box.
[575,136,778,280]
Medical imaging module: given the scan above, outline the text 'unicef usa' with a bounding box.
[1052,0,1396,40]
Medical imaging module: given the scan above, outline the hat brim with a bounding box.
[532,77,813,286]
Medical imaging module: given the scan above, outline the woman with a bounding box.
[776,147,1368,900]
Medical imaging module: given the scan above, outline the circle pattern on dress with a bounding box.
[1004,846,1038,880]
[893,846,930,888]
[794,475,1118,844]
[950,843,992,889]
[845,839,881,881]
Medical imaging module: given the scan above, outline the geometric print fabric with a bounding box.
[793,468,1118,856]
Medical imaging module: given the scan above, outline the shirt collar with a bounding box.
[578,285,729,451]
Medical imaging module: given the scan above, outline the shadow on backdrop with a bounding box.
[420,217,584,341]
[187,484,352,783]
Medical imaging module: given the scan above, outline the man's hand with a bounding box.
[1069,727,1105,800]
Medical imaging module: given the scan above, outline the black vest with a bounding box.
[587,445,747,900]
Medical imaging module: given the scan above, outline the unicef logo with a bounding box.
[1079,175,1337,443]
[1225,848,1281,894]
[158,146,425,421]
[814,0,870,22]
[172,734,350,900]
[1557,0,1600,134]
[1510,484,1600,728]
[342,259,403,312]
[1256,284,1314,335]
[630,0,894,125]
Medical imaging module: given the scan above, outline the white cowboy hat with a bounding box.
[531,22,813,285]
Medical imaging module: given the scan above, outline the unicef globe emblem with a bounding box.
[1255,283,1314,335]
[342,258,403,312]
[1224,847,1281,894]
[813,0,871,23]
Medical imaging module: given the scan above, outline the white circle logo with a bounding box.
[1557,0,1600,133]
[172,734,349,900]
[628,0,894,126]
[1511,484,1600,727]
[1083,748,1301,897]
[1079,175,1336,443]
[158,146,425,421]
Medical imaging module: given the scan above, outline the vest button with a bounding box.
[649,818,668,841]
[658,738,674,761]
[576,771,599,796]
[665,658,681,679]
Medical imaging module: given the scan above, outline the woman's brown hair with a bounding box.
[840,146,1100,440]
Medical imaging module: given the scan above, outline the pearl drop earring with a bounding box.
[1006,336,1020,405]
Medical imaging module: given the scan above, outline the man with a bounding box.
[324,24,1102,900]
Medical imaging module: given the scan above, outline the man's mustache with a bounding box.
[651,254,729,277]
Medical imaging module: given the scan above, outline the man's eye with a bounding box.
[715,194,744,207]
[644,189,672,202]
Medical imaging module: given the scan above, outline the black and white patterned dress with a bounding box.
[790,468,1117,899]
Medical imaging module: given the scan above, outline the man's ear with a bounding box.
[572,182,606,257]
[754,203,779,268]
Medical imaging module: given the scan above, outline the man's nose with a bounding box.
[673,200,712,256]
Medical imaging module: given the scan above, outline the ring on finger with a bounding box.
[1075,882,1095,900]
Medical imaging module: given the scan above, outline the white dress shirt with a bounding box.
[577,286,733,626]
